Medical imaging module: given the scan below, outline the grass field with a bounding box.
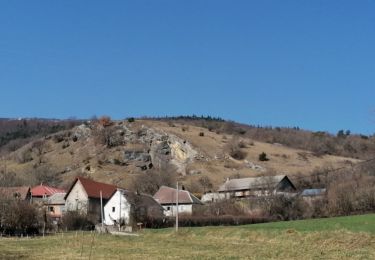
[0,214,374,260]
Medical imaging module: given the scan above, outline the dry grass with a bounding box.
[0,214,374,259]
[3,120,360,190]
[151,121,360,186]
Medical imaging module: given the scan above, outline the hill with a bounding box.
[0,117,364,194]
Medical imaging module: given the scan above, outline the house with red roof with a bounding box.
[31,184,66,203]
[153,186,202,216]
[64,177,118,222]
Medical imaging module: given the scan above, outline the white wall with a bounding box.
[162,204,192,217]
[65,180,88,213]
[103,190,131,226]
[201,193,225,203]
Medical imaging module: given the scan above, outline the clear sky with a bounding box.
[0,1,374,134]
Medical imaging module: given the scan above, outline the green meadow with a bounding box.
[0,214,374,260]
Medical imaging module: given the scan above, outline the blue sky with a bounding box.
[0,1,374,134]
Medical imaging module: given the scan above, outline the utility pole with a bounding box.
[100,190,104,228]
[176,181,179,232]
[119,190,121,231]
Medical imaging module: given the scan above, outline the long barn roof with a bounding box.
[218,175,289,192]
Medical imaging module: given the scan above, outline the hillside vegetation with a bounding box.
[0,117,364,193]
[0,214,374,259]
[0,118,82,155]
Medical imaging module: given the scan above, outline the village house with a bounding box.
[218,175,296,199]
[0,186,31,202]
[31,184,65,203]
[104,189,164,227]
[153,186,203,216]
[46,192,67,223]
[64,177,118,222]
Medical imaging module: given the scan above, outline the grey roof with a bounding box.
[154,186,203,205]
[218,175,287,192]
[301,189,326,197]
[47,192,66,205]
[109,189,165,214]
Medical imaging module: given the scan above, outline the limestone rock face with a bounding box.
[167,134,198,174]
[73,124,92,140]
[89,123,201,175]
[124,150,151,162]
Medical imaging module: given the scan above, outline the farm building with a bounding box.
[31,184,65,203]
[153,186,203,216]
[104,189,164,226]
[218,175,296,199]
[0,186,31,201]
[46,192,66,222]
[64,177,118,222]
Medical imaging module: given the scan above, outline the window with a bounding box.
[112,207,116,213]
[49,207,54,212]
[167,206,171,210]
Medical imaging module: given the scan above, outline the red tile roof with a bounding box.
[31,184,65,197]
[66,177,118,200]
[153,186,202,205]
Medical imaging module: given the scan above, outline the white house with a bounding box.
[103,189,132,226]
[104,189,164,227]
[153,186,203,217]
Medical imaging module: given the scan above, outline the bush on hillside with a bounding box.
[258,152,269,161]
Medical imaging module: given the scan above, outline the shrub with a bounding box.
[267,196,305,220]
[60,211,95,231]
[52,133,65,143]
[127,117,135,123]
[0,201,42,236]
[230,149,247,160]
[98,116,112,127]
[225,137,247,160]
[258,152,269,161]
[238,140,247,148]
[16,148,33,163]
[178,215,268,227]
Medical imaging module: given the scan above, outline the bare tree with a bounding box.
[132,167,177,195]
[198,176,213,193]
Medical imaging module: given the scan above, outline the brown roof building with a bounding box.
[65,177,118,222]
[0,186,31,201]
[153,186,202,217]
